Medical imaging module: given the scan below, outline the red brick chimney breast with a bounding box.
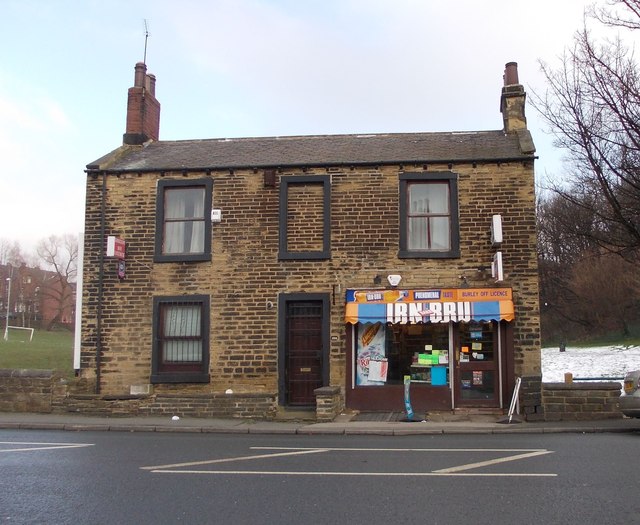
[123,62,161,145]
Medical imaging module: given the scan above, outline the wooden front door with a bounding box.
[279,295,328,407]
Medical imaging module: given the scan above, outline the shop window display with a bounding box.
[356,322,449,386]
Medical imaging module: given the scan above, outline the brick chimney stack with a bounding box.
[500,61,527,133]
[123,62,160,145]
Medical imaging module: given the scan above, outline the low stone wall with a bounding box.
[0,369,59,413]
[0,368,349,420]
[314,386,342,422]
[55,393,148,417]
[144,393,278,419]
[59,392,278,419]
[542,382,622,421]
[521,375,545,421]
[0,368,279,419]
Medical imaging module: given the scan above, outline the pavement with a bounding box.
[1,411,639,435]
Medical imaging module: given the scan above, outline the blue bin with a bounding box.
[431,366,447,386]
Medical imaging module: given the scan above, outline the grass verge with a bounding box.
[0,329,74,378]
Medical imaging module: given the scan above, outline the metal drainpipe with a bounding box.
[96,171,106,394]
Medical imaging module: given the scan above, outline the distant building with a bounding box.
[0,263,75,330]
[79,61,542,420]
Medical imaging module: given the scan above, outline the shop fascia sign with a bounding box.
[346,288,514,324]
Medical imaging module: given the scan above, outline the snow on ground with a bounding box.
[542,345,640,384]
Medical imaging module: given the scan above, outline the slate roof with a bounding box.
[87,129,535,172]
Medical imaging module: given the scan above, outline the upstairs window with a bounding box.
[399,172,459,258]
[155,179,212,262]
[279,175,331,260]
[151,295,210,383]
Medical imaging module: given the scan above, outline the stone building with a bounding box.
[79,61,541,420]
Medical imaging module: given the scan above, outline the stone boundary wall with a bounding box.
[0,369,279,419]
[314,386,343,422]
[542,382,622,421]
[520,376,544,421]
[0,368,329,420]
[59,392,278,419]
[0,369,60,413]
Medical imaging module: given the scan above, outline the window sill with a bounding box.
[397,249,460,259]
[278,252,331,261]
[150,373,210,384]
[154,254,211,263]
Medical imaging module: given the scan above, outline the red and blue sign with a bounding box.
[345,288,514,324]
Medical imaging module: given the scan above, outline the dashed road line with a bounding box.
[0,441,94,453]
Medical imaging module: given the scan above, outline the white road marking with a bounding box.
[251,447,547,453]
[140,448,329,471]
[142,446,557,478]
[0,441,94,453]
[433,449,554,473]
[150,469,557,477]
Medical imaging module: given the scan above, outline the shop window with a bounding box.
[279,175,330,260]
[151,295,210,383]
[459,322,495,363]
[355,323,450,386]
[460,370,495,400]
[398,172,459,258]
[155,178,213,262]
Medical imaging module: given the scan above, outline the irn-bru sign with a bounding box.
[345,288,514,324]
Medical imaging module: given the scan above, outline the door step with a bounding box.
[452,408,504,415]
[428,407,505,422]
[350,409,505,423]
[351,411,406,422]
[275,407,316,422]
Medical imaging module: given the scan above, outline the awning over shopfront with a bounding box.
[345,288,514,324]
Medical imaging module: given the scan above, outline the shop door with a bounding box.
[280,298,327,407]
[454,322,499,407]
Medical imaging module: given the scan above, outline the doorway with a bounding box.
[278,293,329,407]
[454,322,500,407]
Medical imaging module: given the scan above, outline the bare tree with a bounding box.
[36,234,78,330]
[0,239,25,267]
[533,0,640,261]
[533,1,640,342]
[570,253,640,335]
[590,0,640,30]
[537,193,603,340]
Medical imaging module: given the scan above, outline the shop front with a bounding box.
[345,288,515,413]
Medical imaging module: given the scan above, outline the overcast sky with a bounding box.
[1,0,595,253]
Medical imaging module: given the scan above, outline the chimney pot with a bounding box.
[504,62,519,86]
[134,62,147,87]
[147,74,156,96]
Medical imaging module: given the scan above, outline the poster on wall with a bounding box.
[368,359,388,382]
[356,323,386,385]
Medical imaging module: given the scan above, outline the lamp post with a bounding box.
[3,276,10,341]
